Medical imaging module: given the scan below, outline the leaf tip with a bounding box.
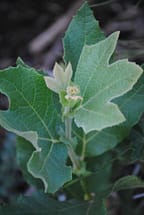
[108,31,120,43]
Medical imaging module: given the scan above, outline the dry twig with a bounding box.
[29,0,83,54]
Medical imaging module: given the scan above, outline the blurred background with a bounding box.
[0,0,144,214]
[0,0,144,70]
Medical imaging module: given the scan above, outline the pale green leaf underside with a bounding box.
[84,73,144,156]
[0,65,72,193]
[74,32,143,133]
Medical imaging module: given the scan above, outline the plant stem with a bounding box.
[64,111,92,200]
[81,134,87,161]
[64,114,81,170]
[80,177,93,200]
[65,114,72,140]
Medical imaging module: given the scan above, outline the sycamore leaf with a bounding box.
[63,2,104,73]
[112,176,144,192]
[85,73,144,156]
[74,32,143,133]
[0,192,107,215]
[0,65,72,193]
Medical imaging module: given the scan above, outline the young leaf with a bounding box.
[74,32,143,133]
[112,176,144,192]
[0,65,72,193]
[86,74,144,156]
[0,192,107,215]
[63,2,104,72]
[44,63,73,93]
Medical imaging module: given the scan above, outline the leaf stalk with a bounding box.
[65,114,81,170]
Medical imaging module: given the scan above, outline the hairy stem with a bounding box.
[64,108,91,200]
[65,115,72,140]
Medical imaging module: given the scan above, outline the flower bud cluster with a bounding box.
[65,86,83,102]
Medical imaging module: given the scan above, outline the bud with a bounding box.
[65,95,83,101]
[66,86,80,96]
[65,85,83,102]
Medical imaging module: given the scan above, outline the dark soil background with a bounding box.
[0,0,144,69]
[0,0,144,214]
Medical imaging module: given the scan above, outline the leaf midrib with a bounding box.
[3,79,54,140]
[16,87,53,139]
[82,75,134,109]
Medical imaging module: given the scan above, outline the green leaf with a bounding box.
[16,137,44,189]
[65,153,112,200]
[86,153,112,198]
[28,142,71,193]
[85,73,144,156]
[129,129,144,162]
[16,57,31,68]
[74,32,143,133]
[112,176,144,192]
[115,118,144,164]
[16,57,45,75]
[0,192,107,215]
[44,63,73,94]
[0,65,72,193]
[63,2,104,72]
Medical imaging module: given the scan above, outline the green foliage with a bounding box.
[0,65,72,193]
[74,32,142,133]
[85,73,144,156]
[16,137,43,189]
[112,175,144,192]
[0,133,25,202]
[63,2,104,72]
[0,192,107,215]
[0,2,144,215]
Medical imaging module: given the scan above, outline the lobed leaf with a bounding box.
[85,73,144,156]
[63,2,104,73]
[74,32,143,133]
[0,65,72,193]
[64,1,144,156]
